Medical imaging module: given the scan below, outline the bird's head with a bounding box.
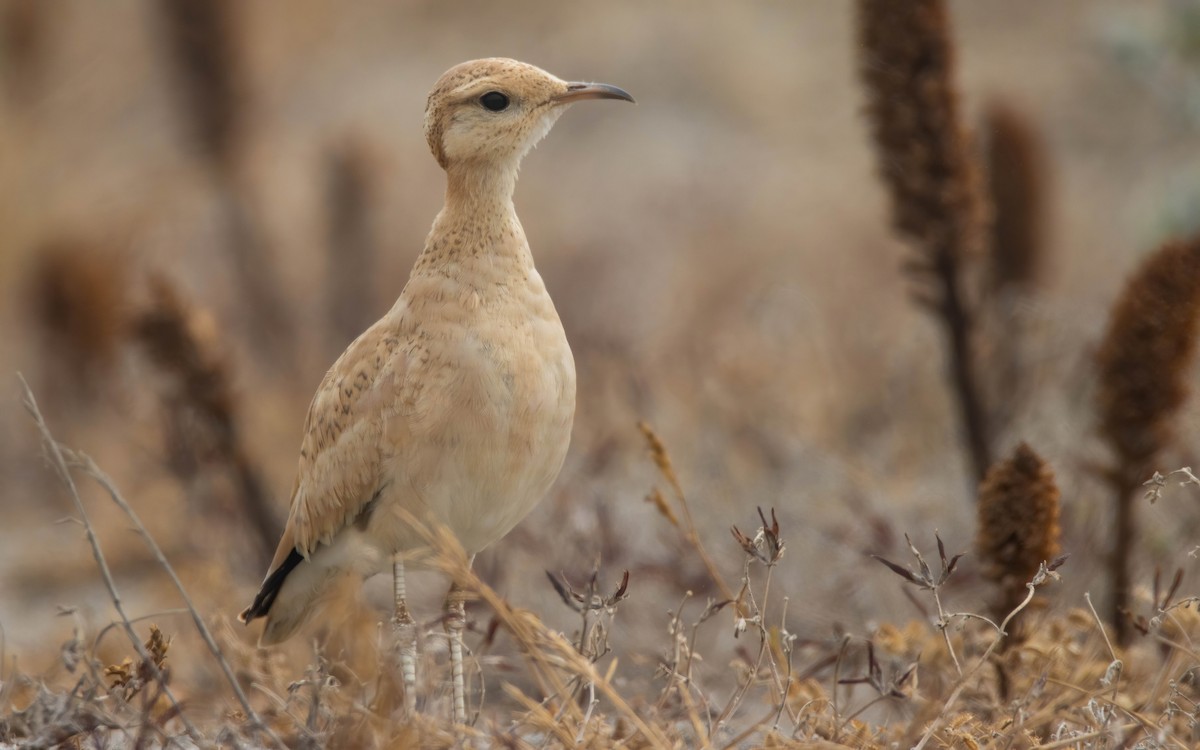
[424,58,634,172]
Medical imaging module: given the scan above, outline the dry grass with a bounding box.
[7,398,1200,747]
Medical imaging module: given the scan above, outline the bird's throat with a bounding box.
[415,162,532,278]
[443,163,519,217]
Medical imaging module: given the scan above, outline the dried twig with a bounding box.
[714,508,791,736]
[873,532,965,672]
[20,375,285,749]
[19,374,205,748]
[73,452,285,748]
[910,557,1066,750]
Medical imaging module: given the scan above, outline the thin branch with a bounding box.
[19,374,206,748]
[71,449,285,748]
[911,580,1040,750]
[93,609,192,652]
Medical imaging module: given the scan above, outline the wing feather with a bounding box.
[283,325,405,558]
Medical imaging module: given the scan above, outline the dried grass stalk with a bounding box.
[1096,235,1200,643]
[19,377,204,747]
[979,100,1049,440]
[976,443,1061,630]
[156,0,296,364]
[156,0,245,167]
[132,273,279,570]
[638,420,737,603]
[856,0,992,482]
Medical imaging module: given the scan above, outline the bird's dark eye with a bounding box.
[479,91,510,112]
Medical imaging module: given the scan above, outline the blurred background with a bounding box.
[2,0,1200,720]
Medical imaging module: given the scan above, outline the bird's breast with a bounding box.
[387,268,576,553]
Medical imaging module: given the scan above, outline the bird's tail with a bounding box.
[239,547,343,646]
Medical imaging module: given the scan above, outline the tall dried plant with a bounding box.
[976,443,1061,633]
[1096,235,1200,644]
[132,274,279,571]
[981,100,1050,438]
[856,0,993,482]
[157,0,244,168]
[156,0,295,365]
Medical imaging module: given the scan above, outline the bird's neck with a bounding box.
[412,162,533,280]
[442,162,519,218]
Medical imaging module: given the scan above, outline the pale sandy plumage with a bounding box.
[239,59,633,656]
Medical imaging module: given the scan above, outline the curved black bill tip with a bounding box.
[555,82,636,104]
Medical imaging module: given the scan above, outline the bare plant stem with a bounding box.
[654,592,690,713]
[831,635,850,740]
[92,609,191,652]
[74,451,286,747]
[411,519,672,748]
[938,250,993,482]
[718,702,784,750]
[21,375,285,749]
[1109,474,1138,646]
[20,375,205,749]
[714,561,791,735]
[771,596,794,733]
[930,585,963,675]
[911,581,1039,750]
[1030,725,1140,750]
[1084,591,1118,665]
[641,422,737,602]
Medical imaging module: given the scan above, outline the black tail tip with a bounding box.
[239,548,305,625]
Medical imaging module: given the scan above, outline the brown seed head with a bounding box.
[29,238,127,382]
[1096,236,1200,481]
[985,100,1048,291]
[133,274,236,465]
[856,0,986,261]
[977,443,1062,618]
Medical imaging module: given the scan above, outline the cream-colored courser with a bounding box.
[239,58,633,722]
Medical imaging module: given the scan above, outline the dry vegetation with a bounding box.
[4,1,1200,748]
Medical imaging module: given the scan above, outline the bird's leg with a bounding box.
[392,555,417,715]
[444,554,475,726]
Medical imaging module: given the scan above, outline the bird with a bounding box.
[238,58,634,724]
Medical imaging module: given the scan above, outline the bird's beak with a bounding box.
[553,82,636,105]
